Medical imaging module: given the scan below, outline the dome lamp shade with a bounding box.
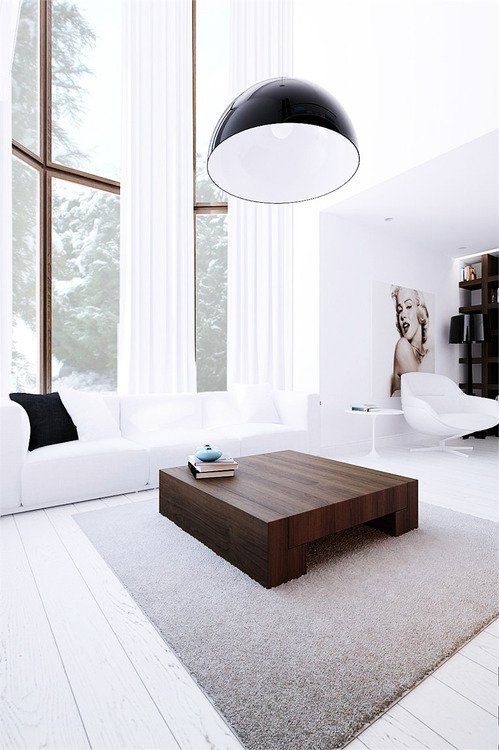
[207,77,360,204]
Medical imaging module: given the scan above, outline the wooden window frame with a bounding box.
[12,0,120,393]
[14,0,226,391]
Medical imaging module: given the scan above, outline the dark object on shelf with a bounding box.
[9,392,78,451]
[449,313,487,345]
[449,314,488,396]
[207,77,359,204]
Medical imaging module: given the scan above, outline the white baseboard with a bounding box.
[318,432,490,456]
[319,432,437,455]
[1,483,153,517]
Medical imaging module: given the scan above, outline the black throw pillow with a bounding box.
[9,392,78,451]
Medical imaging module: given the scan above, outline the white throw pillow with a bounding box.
[230,383,280,424]
[202,391,242,429]
[59,389,121,441]
[120,394,202,436]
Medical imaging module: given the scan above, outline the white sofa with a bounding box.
[0,389,320,515]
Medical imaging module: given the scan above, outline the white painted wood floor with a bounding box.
[1,438,497,750]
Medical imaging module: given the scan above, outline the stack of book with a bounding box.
[350,403,380,412]
[187,455,238,479]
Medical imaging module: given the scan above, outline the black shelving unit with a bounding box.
[458,253,499,437]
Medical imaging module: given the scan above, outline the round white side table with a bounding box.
[345,408,404,458]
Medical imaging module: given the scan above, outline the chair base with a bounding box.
[410,438,473,458]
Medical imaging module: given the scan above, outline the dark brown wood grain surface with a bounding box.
[160,451,418,588]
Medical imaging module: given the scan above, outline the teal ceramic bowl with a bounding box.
[195,444,222,462]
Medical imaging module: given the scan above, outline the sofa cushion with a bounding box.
[102,393,120,423]
[230,383,280,424]
[132,429,241,487]
[59,389,121,441]
[120,393,202,437]
[21,438,149,508]
[201,391,242,428]
[9,392,78,451]
[205,423,309,456]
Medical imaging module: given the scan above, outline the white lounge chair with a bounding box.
[401,372,499,457]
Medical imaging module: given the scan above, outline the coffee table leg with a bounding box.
[266,520,307,588]
[367,481,418,536]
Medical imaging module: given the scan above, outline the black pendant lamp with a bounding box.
[207,77,359,204]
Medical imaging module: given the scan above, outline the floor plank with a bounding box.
[343,738,368,749]
[459,631,498,673]
[352,703,455,750]
[14,509,179,750]
[433,652,497,715]
[325,438,498,523]
[0,515,90,750]
[3,439,497,750]
[100,494,133,507]
[47,501,243,750]
[484,618,499,637]
[324,439,498,749]
[124,488,159,502]
[399,675,496,750]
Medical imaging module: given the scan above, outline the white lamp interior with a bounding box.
[208,123,359,203]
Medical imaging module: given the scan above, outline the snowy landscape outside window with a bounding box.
[194,0,229,392]
[11,0,120,392]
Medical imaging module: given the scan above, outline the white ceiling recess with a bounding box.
[324,130,499,258]
[294,0,499,203]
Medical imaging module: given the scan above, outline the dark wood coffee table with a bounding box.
[159,450,418,588]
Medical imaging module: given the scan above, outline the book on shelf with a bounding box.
[188,463,235,480]
[187,455,238,473]
[350,403,380,412]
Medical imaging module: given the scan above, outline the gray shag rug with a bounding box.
[76,500,497,750]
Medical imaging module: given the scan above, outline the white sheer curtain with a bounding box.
[0,0,20,396]
[227,0,294,389]
[118,0,196,394]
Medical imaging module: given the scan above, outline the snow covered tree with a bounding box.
[12,0,119,391]
[195,158,228,392]
[12,0,227,393]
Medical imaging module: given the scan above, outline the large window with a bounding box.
[12,0,226,394]
[11,0,120,393]
[194,0,229,392]
[11,156,41,391]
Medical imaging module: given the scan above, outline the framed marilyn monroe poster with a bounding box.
[372,281,435,398]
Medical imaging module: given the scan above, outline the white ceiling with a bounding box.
[295,0,499,201]
[324,130,499,258]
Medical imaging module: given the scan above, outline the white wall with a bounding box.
[319,213,459,448]
[292,202,320,392]
[290,0,498,388]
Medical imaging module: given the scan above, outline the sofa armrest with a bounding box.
[462,394,499,418]
[0,398,29,512]
[272,390,321,451]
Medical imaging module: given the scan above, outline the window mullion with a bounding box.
[39,171,50,393]
[39,0,50,390]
